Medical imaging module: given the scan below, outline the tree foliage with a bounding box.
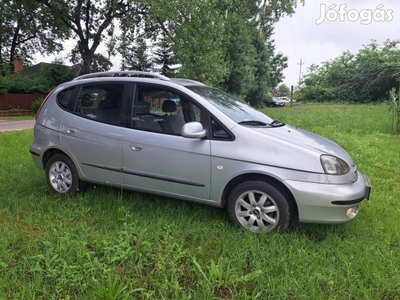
[38,60,78,89]
[146,0,302,106]
[297,40,400,103]
[277,83,291,96]
[1,0,304,105]
[40,0,141,75]
[153,31,178,77]
[0,0,67,73]
[147,0,228,85]
[119,36,153,71]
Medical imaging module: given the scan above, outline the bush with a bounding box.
[295,86,337,102]
[0,64,77,95]
[32,97,44,113]
[0,74,48,94]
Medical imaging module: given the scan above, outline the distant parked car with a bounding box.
[278,96,291,102]
[30,71,371,233]
[266,97,285,107]
[278,96,296,104]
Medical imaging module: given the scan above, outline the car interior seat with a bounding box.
[161,99,185,134]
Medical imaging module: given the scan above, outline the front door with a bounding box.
[122,84,211,201]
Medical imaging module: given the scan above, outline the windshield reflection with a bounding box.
[187,86,273,124]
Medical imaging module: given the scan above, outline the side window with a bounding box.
[57,87,74,109]
[132,86,201,135]
[76,84,125,125]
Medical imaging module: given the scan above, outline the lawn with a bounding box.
[0,115,35,121]
[0,103,399,299]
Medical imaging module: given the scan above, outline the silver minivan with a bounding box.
[30,71,371,233]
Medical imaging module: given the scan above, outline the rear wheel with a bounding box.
[45,154,82,195]
[227,181,291,233]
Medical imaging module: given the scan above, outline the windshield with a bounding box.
[187,86,274,124]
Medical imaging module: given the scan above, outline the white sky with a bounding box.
[273,0,400,87]
[35,0,400,88]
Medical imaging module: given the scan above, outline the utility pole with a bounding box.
[298,59,304,86]
[290,85,294,108]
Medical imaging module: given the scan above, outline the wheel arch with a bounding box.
[42,148,72,170]
[221,173,298,219]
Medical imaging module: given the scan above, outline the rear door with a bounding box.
[60,82,130,184]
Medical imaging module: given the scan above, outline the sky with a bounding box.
[273,0,400,87]
[34,1,400,88]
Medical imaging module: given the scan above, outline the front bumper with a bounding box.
[286,172,371,224]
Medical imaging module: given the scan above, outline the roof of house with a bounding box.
[19,62,80,76]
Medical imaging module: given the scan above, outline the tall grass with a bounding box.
[388,88,400,134]
[0,103,399,299]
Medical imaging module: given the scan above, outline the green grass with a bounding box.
[0,103,399,299]
[0,115,35,121]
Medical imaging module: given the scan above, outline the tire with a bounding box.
[227,181,291,233]
[45,154,82,195]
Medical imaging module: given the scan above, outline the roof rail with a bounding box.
[170,78,206,86]
[73,71,171,81]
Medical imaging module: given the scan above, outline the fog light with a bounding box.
[346,205,360,219]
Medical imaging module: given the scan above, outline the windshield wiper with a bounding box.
[269,119,285,127]
[238,119,285,127]
[238,120,268,126]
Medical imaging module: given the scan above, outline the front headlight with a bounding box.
[320,155,350,175]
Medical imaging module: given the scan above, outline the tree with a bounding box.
[146,0,303,104]
[269,52,288,88]
[245,31,271,107]
[222,7,256,98]
[222,1,294,106]
[278,83,291,96]
[0,0,67,74]
[153,30,178,76]
[14,0,303,104]
[119,36,153,71]
[40,0,141,75]
[147,0,228,85]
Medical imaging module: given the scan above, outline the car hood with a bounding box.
[251,124,353,163]
[224,123,355,175]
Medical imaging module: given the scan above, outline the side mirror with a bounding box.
[181,122,206,139]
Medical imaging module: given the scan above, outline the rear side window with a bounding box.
[57,88,74,109]
[75,84,125,126]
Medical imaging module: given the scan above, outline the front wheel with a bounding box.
[227,181,291,233]
[45,154,82,195]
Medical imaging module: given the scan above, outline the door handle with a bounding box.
[131,145,142,151]
[66,129,75,134]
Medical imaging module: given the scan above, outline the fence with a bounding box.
[0,93,46,111]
